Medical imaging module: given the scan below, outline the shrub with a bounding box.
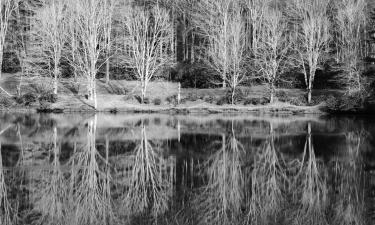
[2,52,20,73]
[38,101,52,111]
[311,95,326,105]
[185,93,198,102]
[324,92,364,112]
[244,98,260,105]
[124,95,134,101]
[339,92,363,111]
[244,97,270,106]
[259,97,270,105]
[143,98,150,104]
[166,95,178,105]
[276,90,288,102]
[16,93,37,106]
[153,98,162,105]
[325,95,339,111]
[110,108,118,113]
[134,95,142,103]
[216,97,227,106]
[0,96,13,108]
[204,96,215,104]
[30,83,52,95]
[39,92,58,103]
[134,95,149,104]
[173,62,217,88]
[290,96,307,106]
[225,89,246,104]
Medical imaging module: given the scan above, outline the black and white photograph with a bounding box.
[0,0,375,224]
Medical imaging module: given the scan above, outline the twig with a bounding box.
[0,86,12,97]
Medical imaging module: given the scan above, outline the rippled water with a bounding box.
[0,113,374,225]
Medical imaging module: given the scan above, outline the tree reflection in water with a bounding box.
[32,126,67,225]
[0,141,16,225]
[331,131,367,225]
[120,120,175,220]
[247,122,286,225]
[0,114,373,225]
[193,121,245,225]
[67,115,115,225]
[291,122,329,225]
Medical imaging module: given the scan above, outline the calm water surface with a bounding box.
[0,113,374,225]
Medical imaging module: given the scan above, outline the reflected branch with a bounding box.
[68,115,115,225]
[0,142,17,225]
[122,122,174,218]
[194,121,245,225]
[291,123,328,225]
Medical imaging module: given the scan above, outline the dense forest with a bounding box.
[0,0,375,111]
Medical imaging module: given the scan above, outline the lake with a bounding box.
[0,113,374,225]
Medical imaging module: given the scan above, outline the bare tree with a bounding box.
[335,0,366,93]
[121,5,174,103]
[66,0,78,82]
[243,0,270,55]
[288,0,330,104]
[0,0,17,79]
[194,121,245,225]
[193,0,247,103]
[225,9,247,105]
[67,0,109,109]
[68,115,115,225]
[192,0,233,88]
[13,1,29,97]
[0,0,17,97]
[122,122,174,217]
[103,0,116,84]
[257,7,289,103]
[30,0,67,94]
[292,123,328,225]
[0,143,15,225]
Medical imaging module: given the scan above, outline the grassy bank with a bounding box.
[0,73,339,114]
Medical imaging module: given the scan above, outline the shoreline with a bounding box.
[0,102,326,115]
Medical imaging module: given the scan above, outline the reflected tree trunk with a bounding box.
[122,121,174,217]
[292,122,328,225]
[70,115,114,224]
[332,131,366,225]
[194,121,244,225]
[247,121,284,223]
[0,141,14,225]
[35,126,66,223]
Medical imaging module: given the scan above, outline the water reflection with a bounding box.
[194,121,245,225]
[247,122,286,225]
[0,113,374,225]
[119,121,175,219]
[0,141,16,225]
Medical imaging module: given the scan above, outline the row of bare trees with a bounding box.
[0,0,372,105]
[192,0,368,104]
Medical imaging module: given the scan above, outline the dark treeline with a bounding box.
[0,0,375,107]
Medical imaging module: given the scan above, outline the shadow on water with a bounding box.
[0,113,374,225]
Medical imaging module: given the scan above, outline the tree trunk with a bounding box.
[54,67,58,95]
[177,82,181,105]
[94,85,97,110]
[307,87,312,104]
[0,49,3,79]
[231,88,235,105]
[270,83,275,103]
[105,59,110,84]
[141,81,146,104]
[307,77,313,104]
[87,77,93,100]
